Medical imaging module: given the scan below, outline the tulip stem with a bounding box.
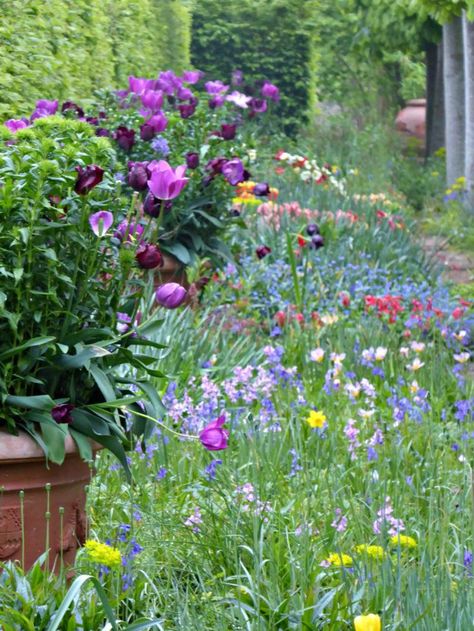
[128,408,196,440]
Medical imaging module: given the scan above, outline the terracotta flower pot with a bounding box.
[395,99,426,152]
[0,429,95,571]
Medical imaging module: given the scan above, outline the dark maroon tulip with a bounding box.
[220,123,237,140]
[51,403,75,424]
[254,182,270,196]
[256,245,272,259]
[208,95,225,109]
[143,192,162,217]
[140,123,155,141]
[206,156,227,176]
[178,103,196,119]
[128,163,149,191]
[243,169,252,181]
[306,223,320,236]
[155,283,187,309]
[115,126,135,151]
[185,152,200,169]
[74,165,104,195]
[310,234,324,249]
[135,243,164,269]
[61,101,85,118]
[96,128,110,137]
[250,98,267,114]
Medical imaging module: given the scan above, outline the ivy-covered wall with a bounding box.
[0,0,191,119]
[190,0,318,134]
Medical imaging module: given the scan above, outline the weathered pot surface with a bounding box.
[395,98,426,145]
[0,429,95,570]
[155,252,188,290]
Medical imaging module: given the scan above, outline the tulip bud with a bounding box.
[74,165,104,195]
[136,243,164,269]
[155,282,187,309]
[128,164,149,191]
[140,123,156,141]
[51,403,74,424]
[115,126,135,151]
[220,123,237,140]
[310,234,324,249]
[178,103,196,119]
[185,152,200,169]
[306,223,320,236]
[256,245,272,259]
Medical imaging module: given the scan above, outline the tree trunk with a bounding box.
[425,41,445,159]
[443,16,465,186]
[463,12,474,212]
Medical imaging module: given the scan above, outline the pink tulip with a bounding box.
[199,415,229,451]
[147,160,188,200]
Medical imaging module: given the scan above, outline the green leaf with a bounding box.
[54,346,111,369]
[41,422,68,464]
[69,429,93,461]
[162,242,191,265]
[0,336,56,361]
[6,394,55,410]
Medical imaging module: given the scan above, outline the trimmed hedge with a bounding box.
[190,0,317,135]
[0,0,191,119]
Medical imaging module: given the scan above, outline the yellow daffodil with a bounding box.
[306,410,327,429]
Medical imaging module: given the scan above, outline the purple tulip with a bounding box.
[51,403,75,424]
[128,163,149,191]
[89,210,114,237]
[261,82,280,101]
[140,123,155,141]
[250,98,267,114]
[62,101,85,118]
[147,160,188,200]
[310,234,325,249]
[96,127,111,137]
[128,76,155,95]
[143,192,162,217]
[226,91,251,108]
[115,220,144,243]
[148,112,168,133]
[199,415,229,451]
[30,99,58,120]
[185,152,200,169]
[115,126,135,151]
[155,282,187,309]
[254,182,270,197]
[222,158,244,186]
[178,103,196,119]
[182,70,203,84]
[140,89,163,112]
[157,70,182,95]
[205,80,229,95]
[135,243,163,269]
[306,223,320,236]
[256,245,272,259]
[208,95,225,109]
[4,119,29,133]
[177,86,194,101]
[74,165,104,195]
[220,123,237,140]
[205,156,227,177]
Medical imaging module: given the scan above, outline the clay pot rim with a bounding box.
[405,98,426,106]
[0,428,98,462]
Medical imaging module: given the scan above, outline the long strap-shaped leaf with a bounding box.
[46,573,118,631]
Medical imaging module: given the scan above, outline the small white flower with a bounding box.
[453,352,470,364]
[407,358,425,371]
[453,330,467,342]
[358,408,375,420]
[330,352,346,363]
[310,348,325,363]
[409,380,419,394]
[399,346,410,357]
[410,341,425,353]
[362,348,375,362]
[375,347,387,361]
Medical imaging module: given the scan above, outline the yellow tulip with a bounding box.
[354,613,381,631]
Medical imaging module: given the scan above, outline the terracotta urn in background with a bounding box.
[395,99,426,152]
[155,253,188,290]
[0,430,94,571]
